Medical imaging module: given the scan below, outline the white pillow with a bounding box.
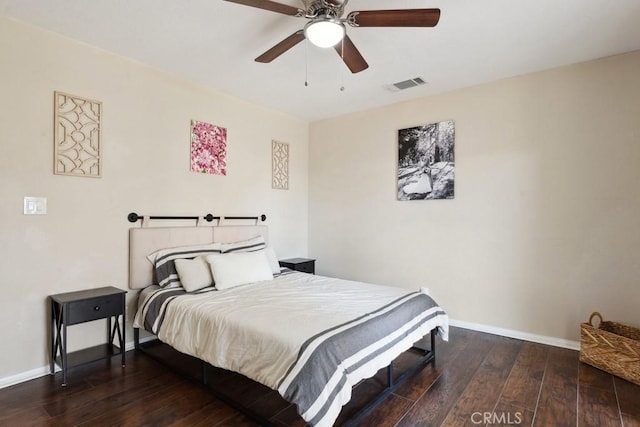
[174,256,214,292]
[264,246,282,275]
[206,251,273,290]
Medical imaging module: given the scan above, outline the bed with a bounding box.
[129,217,448,426]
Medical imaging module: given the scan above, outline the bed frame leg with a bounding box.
[134,328,140,350]
[431,328,436,362]
[202,361,208,385]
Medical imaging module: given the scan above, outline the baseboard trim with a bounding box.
[1,323,579,389]
[0,336,155,390]
[450,318,580,351]
[0,365,56,390]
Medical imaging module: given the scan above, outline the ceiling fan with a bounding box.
[224,0,441,73]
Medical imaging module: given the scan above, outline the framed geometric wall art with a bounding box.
[272,140,289,190]
[53,91,102,177]
[397,120,455,200]
[190,120,227,175]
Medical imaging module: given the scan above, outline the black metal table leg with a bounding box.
[50,300,55,375]
[121,315,126,367]
[61,306,67,386]
[107,316,112,346]
[116,315,125,367]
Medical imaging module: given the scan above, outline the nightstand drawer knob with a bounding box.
[94,306,100,311]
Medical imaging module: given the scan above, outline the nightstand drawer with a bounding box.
[67,294,123,325]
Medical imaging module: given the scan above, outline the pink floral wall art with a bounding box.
[190,120,227,175]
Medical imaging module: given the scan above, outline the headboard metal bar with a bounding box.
[127,212,219,223]
[127,212,266,223]
[225,215,267,222]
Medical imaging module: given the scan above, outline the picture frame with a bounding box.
[397,120,455,200]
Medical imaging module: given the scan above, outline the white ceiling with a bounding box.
[2,0,640,121]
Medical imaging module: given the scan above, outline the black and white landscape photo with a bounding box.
[397,120,455,200]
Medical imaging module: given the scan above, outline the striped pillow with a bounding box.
[147,243,222,288]
[219,235,266,254]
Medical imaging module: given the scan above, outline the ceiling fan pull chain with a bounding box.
[305,39,309,87]
[339,38,345,92]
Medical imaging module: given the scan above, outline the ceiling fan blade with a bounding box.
[347,9,441,27]
[224,0,302,16]
[334,35,369,74]
[255,30,305,63]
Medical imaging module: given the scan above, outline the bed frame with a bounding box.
[128,213,437,426]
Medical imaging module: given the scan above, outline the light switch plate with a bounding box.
[24,197,47,215]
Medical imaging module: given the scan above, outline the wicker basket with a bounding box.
[580,312,640,385]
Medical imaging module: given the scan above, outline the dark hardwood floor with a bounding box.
[1,327,638,426]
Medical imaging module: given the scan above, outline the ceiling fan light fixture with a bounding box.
[304,19,345,48]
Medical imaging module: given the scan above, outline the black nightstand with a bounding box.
[279,258,316,274]
[50,286,127,386]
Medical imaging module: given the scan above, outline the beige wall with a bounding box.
[2,12,638,384]
[0,17,309,380]
[309,51,640,343]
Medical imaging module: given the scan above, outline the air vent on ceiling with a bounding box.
[385,77,427,92]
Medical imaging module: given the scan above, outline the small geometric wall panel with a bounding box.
[54,91,102,177]
[272,140,289,190]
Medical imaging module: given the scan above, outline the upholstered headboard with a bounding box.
[128,225,268,290]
